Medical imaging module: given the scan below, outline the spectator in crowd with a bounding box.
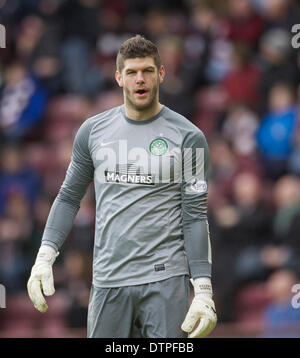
[58,0,107,96]
[0,191,33,293]
[256,82,299,180]
[143,7,170,43]
[258,27,298,113]
[222,43,261,110]
[259,0,300,33]
[222,104,259,159]
[231,172,273,251]
[233,175,300,293]
[261,268,300,337]
[223,0,264,47]
[200,10,234,83]
[184,1,214,80]
[0,62,48,142]
[211,171,272,321]
[157,35,197,118]
[207,136,238,208]
[0,145,42,215]
[63,249,92,331]
[288,82,300,176]
[272,175,300,258]
[15,15,59,68]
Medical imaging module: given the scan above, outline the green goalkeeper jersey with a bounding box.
[42,105,212,288]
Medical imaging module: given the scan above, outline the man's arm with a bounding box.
[181,130,211,279]
[180,129,217,338]
[27,119,94,312]
[41,119,94,250]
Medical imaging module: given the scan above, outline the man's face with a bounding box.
[115,57,165,111]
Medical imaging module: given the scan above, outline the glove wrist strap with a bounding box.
[191,277,213,297]
[35,245,59,266]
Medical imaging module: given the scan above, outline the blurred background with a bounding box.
[1,0,300,338]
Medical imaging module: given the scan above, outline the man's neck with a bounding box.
[125,102,163,121]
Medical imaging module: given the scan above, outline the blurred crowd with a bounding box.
[1,0,300,337]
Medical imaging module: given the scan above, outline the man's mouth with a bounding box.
[135,89,148,96]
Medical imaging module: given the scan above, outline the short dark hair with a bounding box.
[116,34,162,72]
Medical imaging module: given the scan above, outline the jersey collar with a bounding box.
[120,105,166,125]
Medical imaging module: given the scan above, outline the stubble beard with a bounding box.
[124,82,159,112]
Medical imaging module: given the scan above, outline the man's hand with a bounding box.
[181,277,217,338]
[27,245,59,313]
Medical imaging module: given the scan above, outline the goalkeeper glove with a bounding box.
[181,277,217,338]
[27,245,59,313]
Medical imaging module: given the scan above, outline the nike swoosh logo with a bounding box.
[100,140,118,146]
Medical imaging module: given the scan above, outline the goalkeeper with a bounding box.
[27,35,217,338]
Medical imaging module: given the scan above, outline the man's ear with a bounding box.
[159,65,165,84]
[115,71,123,87]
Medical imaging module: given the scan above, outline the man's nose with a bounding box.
[136,71,145,84]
